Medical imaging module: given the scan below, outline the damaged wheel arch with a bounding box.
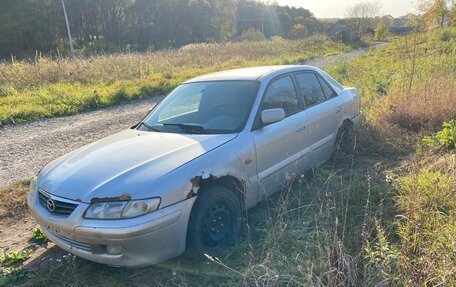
[188,174,247,209]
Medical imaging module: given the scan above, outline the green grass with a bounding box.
[327,28,456,286]
[0,35,351,126]
[327,28,456,154]
[30,228,47,244]
[327,28,456,107]
[0,250,33,269]
[422,119,456,150]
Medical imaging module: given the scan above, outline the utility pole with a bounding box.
[61,0,75,58]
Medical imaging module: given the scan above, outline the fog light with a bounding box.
[106,245,123,255]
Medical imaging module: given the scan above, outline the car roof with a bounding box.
[184,65,320,83]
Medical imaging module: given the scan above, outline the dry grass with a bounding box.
[0,179,30,220]
[361,77,456,152]
[372,77,456,132]
[0,35,350,126]
[0,35,346,88]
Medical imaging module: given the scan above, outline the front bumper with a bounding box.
[28,190,196,267]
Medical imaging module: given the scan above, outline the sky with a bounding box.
[275,0,417,18]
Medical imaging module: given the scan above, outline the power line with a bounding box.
[61,0,74,58]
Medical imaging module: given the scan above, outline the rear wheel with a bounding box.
[333,121,355,162]
[186,185,242,259]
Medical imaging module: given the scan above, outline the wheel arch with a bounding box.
[337,117,354,132]
[185,175,244,259]
[195,174,246,208]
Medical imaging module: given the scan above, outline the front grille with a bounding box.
[38,189,78,216]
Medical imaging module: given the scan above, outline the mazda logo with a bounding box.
[46,198,56,212]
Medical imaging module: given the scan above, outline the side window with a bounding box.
[261,76,299,116]
[317,76,337,99]
[295,73,326,107]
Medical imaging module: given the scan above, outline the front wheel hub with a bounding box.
[202,203,232,243]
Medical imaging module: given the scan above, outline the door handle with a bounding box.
[296,125,306,132]
[336,106,343,113]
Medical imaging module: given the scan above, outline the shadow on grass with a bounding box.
[1,243,240,286]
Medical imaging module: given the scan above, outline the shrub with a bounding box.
[31,227,47,243]
[287,24,309,39]
[374,21,389,41]
[240,28,266,42]
[0,249,33,267]
[422,119,456,149]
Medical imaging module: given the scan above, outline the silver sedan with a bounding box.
[28,65,361,267]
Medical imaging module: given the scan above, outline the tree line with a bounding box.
[0,0,323,59]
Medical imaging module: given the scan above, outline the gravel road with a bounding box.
[0,44,386,186]
[0,98,163,186]
[303,42,389,68]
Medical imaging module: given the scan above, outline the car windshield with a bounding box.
[140,80,259,134]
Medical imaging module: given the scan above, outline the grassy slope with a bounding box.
[0,36,350,126]
[1,29,455,286]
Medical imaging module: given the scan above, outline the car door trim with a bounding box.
[250,133,335,183]
[250,146,311,183]
[311,133,336,153]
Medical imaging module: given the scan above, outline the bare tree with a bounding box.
[346,1,383,37]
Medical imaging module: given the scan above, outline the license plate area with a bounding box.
[45,224,73,240]
[44,224,93,252]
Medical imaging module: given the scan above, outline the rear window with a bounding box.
[320,70,343,94]
[318,76,337,99]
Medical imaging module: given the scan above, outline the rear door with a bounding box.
[252,75,312,198]
[294,72,344,166]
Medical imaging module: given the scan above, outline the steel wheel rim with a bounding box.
[201,201,233,248]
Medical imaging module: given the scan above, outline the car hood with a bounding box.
[39,129,237,202]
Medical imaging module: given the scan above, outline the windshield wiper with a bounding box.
[139,122,162,132]
[162,123,208,134]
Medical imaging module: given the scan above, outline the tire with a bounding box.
[333,121,355,162]
[186,185,242,260]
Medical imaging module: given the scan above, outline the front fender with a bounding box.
[154,132,258,209]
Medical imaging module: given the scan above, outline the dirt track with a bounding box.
[0,43,387,187]
[0,98,162,187]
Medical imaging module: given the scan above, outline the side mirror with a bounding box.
[261,108,285,125]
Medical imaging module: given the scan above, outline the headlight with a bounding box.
[84,198,161,219]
